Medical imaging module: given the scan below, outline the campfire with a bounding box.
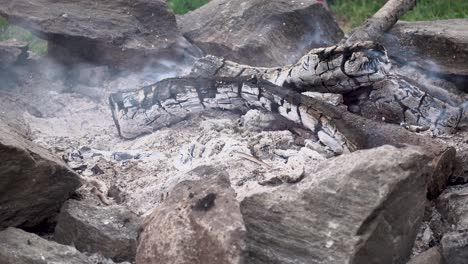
[0,0,467,263]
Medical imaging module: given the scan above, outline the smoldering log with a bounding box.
[345,77,463,135]
[181,0,462,136]
[109,76,455,198]
[108,77,249,140]
[190,47,462,135]
[191,41,392,94]
[109,76,456,152]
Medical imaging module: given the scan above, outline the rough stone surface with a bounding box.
[0,0,200,68]
[0,227,91,264]
[178,0,343,67]
[241,145,431,264]
[55,199,141,262]
[0,119,82,229]
[434,184,468,263]
[0,39,28,69]
[407,247,443,264]
[137,166,247,264]
[436,184,468,230]
[411,204,447,256]
[441,230,468,264]
[383,19,468,77]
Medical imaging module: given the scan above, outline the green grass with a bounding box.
[0,17,47,55]
[330,0,468,32]
[169,0,209,14]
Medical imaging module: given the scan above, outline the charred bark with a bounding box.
[179,0,466,136]
[109,76,455,197]
[345,77,463,135]
[192,42,391,94]
[109,76,453,153]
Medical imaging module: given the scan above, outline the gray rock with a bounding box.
[436,184,468,230]
[407,247,443,264]
[382,19,468,77]
[178,0,343,67]
[137,166,247,264]
[411,204,447,256]
[108,184,127,204]
[435,184,468,263]
[54,199,141,262]
[241,145,431,264]
[87,253,132,264]
[0,39,28,69]
[0,227,91,264]
[0,0,200,69]
[441,230,468,264]
[90,164,104,175]
[0,120,82,229]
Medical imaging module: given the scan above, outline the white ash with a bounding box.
[8,69,333,215]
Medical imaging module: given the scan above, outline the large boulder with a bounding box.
[436,184,468,263]
[54,199,141,262]
[241,145,431,264]
[407,247,443,264]
[0,0,200,69]
[441,231,468,264]
[0,120,82,229]
[0,227,91,264]
[382,19,468,77]
[436,184,468,230]
[178,0,343,67]
[0,39,28,69]
[137,166,247,264]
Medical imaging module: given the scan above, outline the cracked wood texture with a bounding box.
[191,41,391,94]
[109,77,350,152]
[108,76,454,154]
[109,76,455,199]
[347,77,463,135]
[189,42,462,136]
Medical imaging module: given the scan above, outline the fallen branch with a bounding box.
[345,0,417,44]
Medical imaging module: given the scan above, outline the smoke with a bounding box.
[382,31,467,112]
[8,35,204,103]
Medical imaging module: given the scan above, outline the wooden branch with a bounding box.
[345,0,417,44]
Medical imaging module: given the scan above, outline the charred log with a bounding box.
[345,77,463,135]
[108,76,453,151]
[109,76,455,197]
[190,49,462,135]
[191,41,391,94]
